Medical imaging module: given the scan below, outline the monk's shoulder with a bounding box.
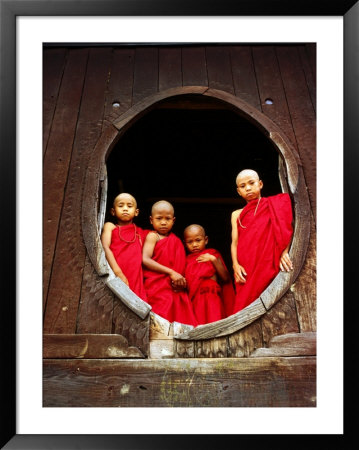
[102,222,116,232]
[231,209,242,221]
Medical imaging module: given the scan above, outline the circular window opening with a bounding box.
[84,89,310,340]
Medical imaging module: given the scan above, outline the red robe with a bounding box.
[185,248,235,325]
[109,224,149,300]
[143,233,197,326]
[233,193,293,313]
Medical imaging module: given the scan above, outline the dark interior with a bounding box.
[106,97,282,274]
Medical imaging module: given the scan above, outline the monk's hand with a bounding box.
[196,253,216,263]
[170,271,187,289]
[233,264,247,283]
[280,249,293,272]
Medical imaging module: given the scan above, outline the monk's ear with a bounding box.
[172,216,176,223]
[259,180,264,189]
[110,207,115,216]
[205,236,209,245]
[134,208,139,217]
[149,216,153,224]
[236,186,242,196]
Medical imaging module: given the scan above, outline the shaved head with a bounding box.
[113,192,137,208]
[236,169,260,185]
[151,200,174,216]
[183,224,206,238]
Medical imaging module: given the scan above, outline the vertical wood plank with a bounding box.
[44,48,112,333]
[159,47,182,91]
[43,48,89,308]
[298,45,316,112]
[104,47,135,123]
[132,47,158,104]
[276,45,316,219]
[182,46,208,86]
[252,45,298,152]
[305,43,316,84]
[230,46,261,110]
[206,46,235,94]
[43,47,67,157]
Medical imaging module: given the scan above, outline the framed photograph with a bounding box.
[2,0,356,448]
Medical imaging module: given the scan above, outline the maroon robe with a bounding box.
[233,193,293,313]
[185,248,235,324]
[143,232,197,326]
[109,224,149,300]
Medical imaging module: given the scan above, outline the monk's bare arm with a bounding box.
[196,253,230,282]
[101,222,129,285]
[231,210,247,283]
[142,233,186,287]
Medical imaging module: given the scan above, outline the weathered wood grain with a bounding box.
[150,313,173,340]
[43,357,316,407]
[290,216,317,332]
[182,46,208,86]
[76,254,114,334]
[195,337,228,358]
[103,47,135,123]
[43,334,145,359]
[112,295,150,357]
[159,47,182,91]
[299,45,316,112]
[132,47,158,105]
[251,332,316,357]
[276,45,317,220]
[44,48,112,333]
[230,46,261,110]
[252,45,299,152]
[227,320,263,358]
[261,292,300,347]
[43,48,88,310]
[43,47,67,157]
[150,340,175,359]
[206,46,235,94]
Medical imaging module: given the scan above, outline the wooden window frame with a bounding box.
[81,86,311,340]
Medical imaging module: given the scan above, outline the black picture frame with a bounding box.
[1,0,356,448]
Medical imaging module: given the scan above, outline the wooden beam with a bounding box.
[43,357,316,407]
[43,334,145,359]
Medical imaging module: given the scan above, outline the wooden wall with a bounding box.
[43,44,316,406]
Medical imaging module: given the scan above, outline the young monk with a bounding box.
[142,200,197,326]
[231,169,294,313]
[184,224,235,324]
[101,192,149,300]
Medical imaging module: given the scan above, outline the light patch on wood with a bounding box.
[120,384,130,395]
[78,339,89,358]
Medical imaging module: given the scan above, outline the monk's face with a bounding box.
[184,226,208,254]
[111,193,139,224]
[150,205,175,236]
[236,171,263,202]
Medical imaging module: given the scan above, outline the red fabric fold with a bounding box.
[143,233,197,326]
[185,248,235,324]
[109,224,149,300]
[233,193,293,313]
